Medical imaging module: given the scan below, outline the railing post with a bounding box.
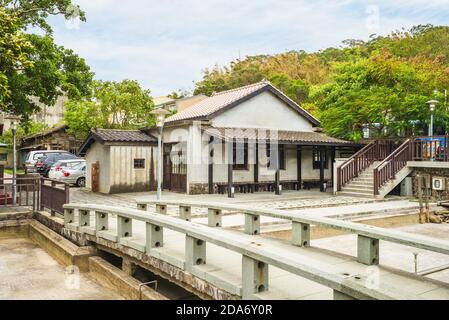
[117,215,132,238]
[179,205,192,221]
[50,181,56,216]
[244,213,260,235]
[185,235,206,271]
[64,208,75,226]
[95,211,109,232]
[78,209,90,227]
[145,222,163,252]
[242,255,269,300]
[291,221,310,247]
[357,235,379,265]
[155,204,167,214]
[208,208,222,227]
[40,178,44,211]
[137,203,148,211]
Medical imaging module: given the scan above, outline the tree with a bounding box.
[0,7,32,108]
[65,80,155,139]
[0,0,85,34]
[2,34,94,121]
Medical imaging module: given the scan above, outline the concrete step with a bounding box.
[341,187,374,194]
[343,184,374,190]
[337,191,375,198]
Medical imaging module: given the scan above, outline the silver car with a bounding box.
[49,160,86,187]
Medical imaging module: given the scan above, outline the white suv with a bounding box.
[24,150,69,173]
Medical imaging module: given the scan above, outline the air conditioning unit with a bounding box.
[432,177,446,191]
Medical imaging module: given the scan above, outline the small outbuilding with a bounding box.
[78,129,157,194]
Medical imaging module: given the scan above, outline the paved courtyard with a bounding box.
[70,188,408,214]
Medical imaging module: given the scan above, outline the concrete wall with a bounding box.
[211,91,314,131]
[109,145,155,193]
[86,143,111,193]
[86,143,156,194]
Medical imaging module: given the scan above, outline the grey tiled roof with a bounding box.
[165,81,320,126]
[204,127,351,145]
[92,129,157,143]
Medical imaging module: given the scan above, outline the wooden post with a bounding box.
[319,147,325,192]
[254,142,259,189]
[227,140,234,198]
[331,147,336,190]
[274,143,281,195]
[208,136,214,194]
[296,145,302,190]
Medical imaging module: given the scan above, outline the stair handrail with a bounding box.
[337,141,378,191]
[373,139,411,195]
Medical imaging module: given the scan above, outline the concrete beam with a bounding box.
[242,255,269,300]
[185,235,206,271]
[145,222,163,253]
[95,211,108,232]
[64,208,74,225]
[244,213,260,235]
[156,204,167,214]
[117,216,132,238]
[334,290,356,300]
[179,206,192,222]
[292,221,310,247]
[357,235,379,265]
[208,208,223,227]
[137,203,148,211]
[78,209,90,228]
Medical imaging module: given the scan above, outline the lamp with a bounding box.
[150,107,170,200]
[5,115,21,205]
[426,100,439,137]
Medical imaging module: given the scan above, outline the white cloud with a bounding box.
[47,0,449,95]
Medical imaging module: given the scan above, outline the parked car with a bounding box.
[51,161,86,187]
[35,152,79,177]
[24,150,68,173]
[48,159,86,180]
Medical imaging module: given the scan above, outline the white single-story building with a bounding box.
[144,80,359,196]
[79,129,157,194]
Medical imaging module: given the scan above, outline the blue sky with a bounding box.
[46,0,449,96]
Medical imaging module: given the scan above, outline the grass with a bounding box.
[4,168,25,175]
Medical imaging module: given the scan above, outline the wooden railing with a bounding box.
[40,178,70,216]
[373,139,412,195]
[412,135,449,161]
[337,140,391,191]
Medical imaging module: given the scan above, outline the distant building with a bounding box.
[78,129,157,194]
[153,95,207,113]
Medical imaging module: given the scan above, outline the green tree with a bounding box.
[0,0,85,33]
[2,34,94,121]
[65,80,155,139]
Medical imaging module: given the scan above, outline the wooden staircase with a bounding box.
[338,162,380,198]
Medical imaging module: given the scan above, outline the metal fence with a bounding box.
[0,175,69,215]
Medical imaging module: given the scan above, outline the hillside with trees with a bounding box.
[193,25,449,141]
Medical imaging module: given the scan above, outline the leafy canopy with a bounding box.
[64,80,155,139]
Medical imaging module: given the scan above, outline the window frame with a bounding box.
[133,158,146,169]
[232,140,249,170]
[266,144,286,170]
[312,147,328,170]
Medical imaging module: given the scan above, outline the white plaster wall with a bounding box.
[211,91,314,131]
[109,145,154,192]
[86,143,110,194]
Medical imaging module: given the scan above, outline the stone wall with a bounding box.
[188,183,209,195]
[411,167,449,200]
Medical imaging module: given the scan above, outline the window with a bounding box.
[232,140,248,170]
[313,147,328,170]
[0,153,7,161]
[134,158,145,169]
[266,144,286,170]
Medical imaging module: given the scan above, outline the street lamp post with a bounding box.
[150,107,170,200]
[427,100,439,161]
[5,115,20,205]
[427,100,438,137]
